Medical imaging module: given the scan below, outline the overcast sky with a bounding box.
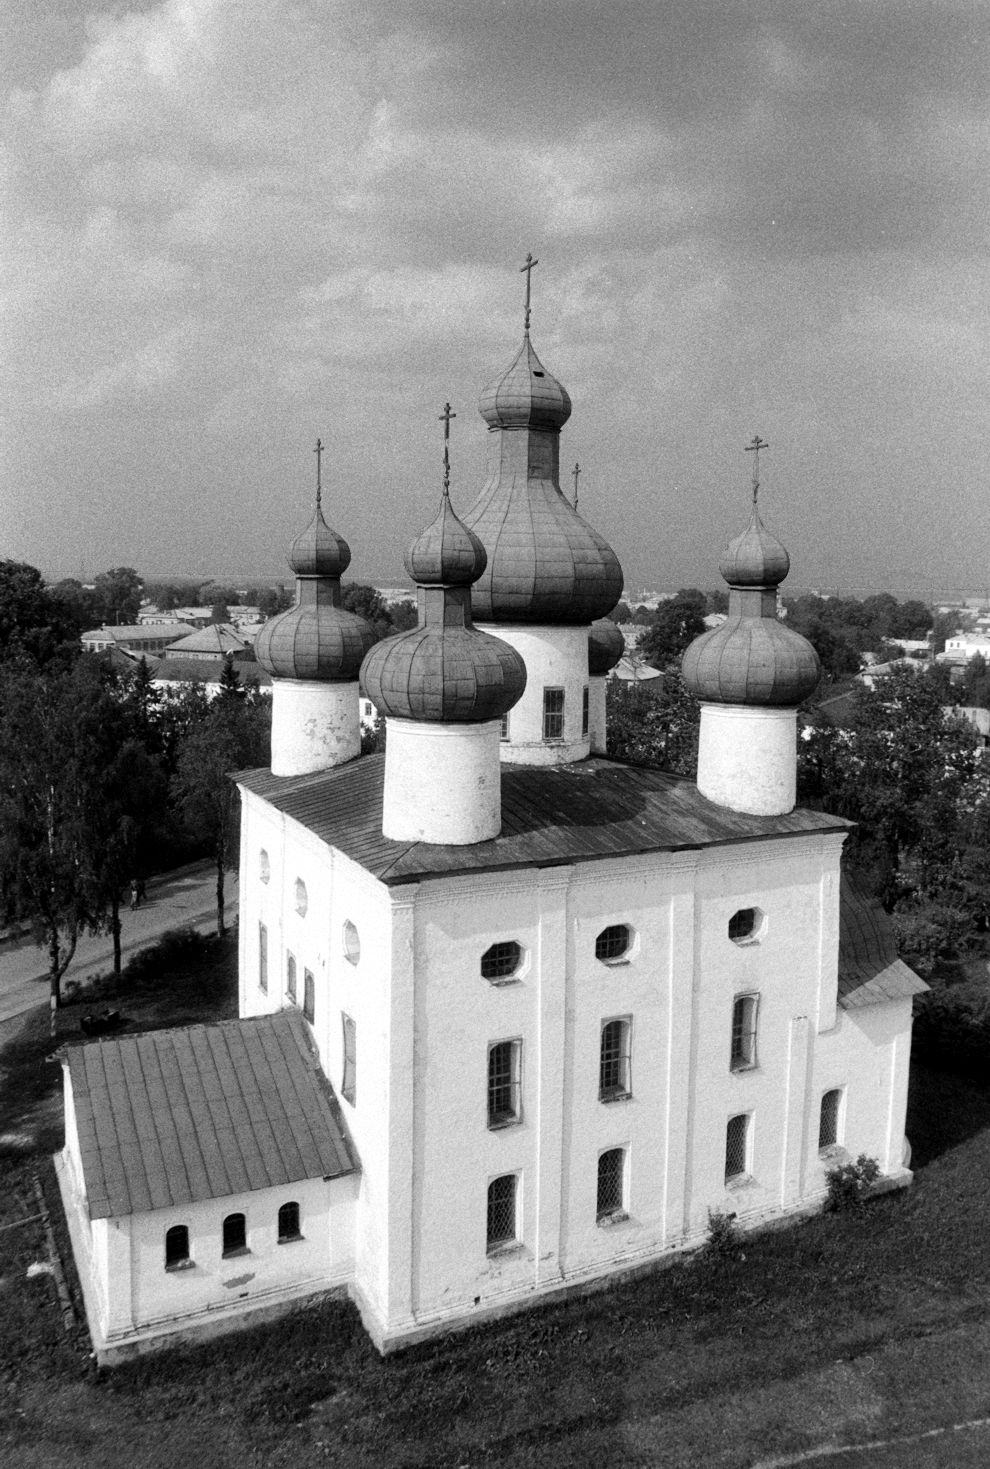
[3,0,989,598]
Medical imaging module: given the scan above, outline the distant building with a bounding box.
[941,634,990,665]
[164,624,250,661]
[81,623,192,656]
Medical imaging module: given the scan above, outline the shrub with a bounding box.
[824,1154,880,1212]
[705,1207,738,1258]
[122,926,219,985]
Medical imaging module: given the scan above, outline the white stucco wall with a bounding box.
[382,720,501,843]
[269,679,361,776]
[482,624,590,765]
[697,704,799,815]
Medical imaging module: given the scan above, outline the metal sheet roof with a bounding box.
[234,754,851,885]
[837,874,928,1009]
[66,1011,357,1221]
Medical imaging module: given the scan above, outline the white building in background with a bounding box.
[58,272,924,1365]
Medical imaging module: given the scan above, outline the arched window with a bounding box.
[486,1174,518,1252]
[597,1149,625,1222]
[730,995,759,1070]
[222,1212,247,1256]
[259,849,270,884]
[303,968,315,1023]
[343,921,360,965]
[165,1224,190,1269]
[819,1089,842,1151]
[599,1018,632,1101]
[277,1201,301,1242]
[294,878,308,917]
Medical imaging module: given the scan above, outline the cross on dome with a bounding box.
[572,462,581,511]
[314,437,324,509]
[520,252,539,334]
[744,434,769,506]
[439,402,456,497]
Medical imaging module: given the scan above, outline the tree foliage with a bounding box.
[0,561,81,669]
[637,590,708,670]
[606,672,700,777]
[92,566,143,626]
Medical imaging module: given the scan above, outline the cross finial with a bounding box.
[314,437,324,510]
[744,434,769,505]
[572,461,581,511]
[439,402,456,496]
[520,252,539,334]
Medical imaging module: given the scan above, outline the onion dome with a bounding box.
[681,438,819,707]
[588,618,625,676]
[360,406,526,724]
[256,441,377,683]
[479,335,572,433]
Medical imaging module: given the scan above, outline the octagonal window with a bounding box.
[728,907,765,945]
[481,940,523,983]
[595,924,633,964]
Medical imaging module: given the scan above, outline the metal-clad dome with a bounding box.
[681,617,819,706]
[588,618,625,676]
[361,623,526,723]
[479,336,572,433]
[719,507,790,587]
[404,490,487,587]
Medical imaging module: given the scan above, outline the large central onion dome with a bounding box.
[682,477,819,708]
[256,461,376,683]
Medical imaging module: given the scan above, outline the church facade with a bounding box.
[57,270,924,1363]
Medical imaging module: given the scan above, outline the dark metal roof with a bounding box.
[837,874,928,1009]
[66,1011,358,1221]
[235,754,851,885]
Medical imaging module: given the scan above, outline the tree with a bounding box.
[218,654,245,701]
[389,600,418,632]
[0,560,81,669]
[257,586,293,618]
[608,601,632,624]
[341,582,392,640]
[931,609,962,655]
[92,566,143,626]
[209,601,231,625]
[606,672,700,777]
[638,590,708,670]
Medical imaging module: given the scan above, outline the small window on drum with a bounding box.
[481,941,523,983]
[343,921,360,966]
[728,907,764,945]
[595,924,633,964]
[259,850,270,884]
[294,878,308,917]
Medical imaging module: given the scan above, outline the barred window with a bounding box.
[303,968,315,1023]
[599,1018,631,1101]
[728,907,764,944]
[286,952,297,1004]
[819,1089,841,1151]
[488,1039,522,1127]
[481,941,523,982]
[595,924,632,963]
[222,1212,247,1256]
[597,1148,625,1222]
[499,712,510,741]
[582,685,590,736]
[277,1201,301,1242]
[725,1114,750,1183]
[258,922,268,993]
[730,995,758,1070]
[543,687,565,740]
[486,1174,518,1252]
[342,1013,356,1105]
[164,1224,190,1269]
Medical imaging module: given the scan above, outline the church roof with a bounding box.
[837,874,928,1009]
[235,754,850,885]
[64,1012,357,1221]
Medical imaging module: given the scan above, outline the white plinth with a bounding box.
[588,675,608,755]
[270,679,361,777]
[480,624,590,766]
[383,720,501,844]
[696,703,798,815]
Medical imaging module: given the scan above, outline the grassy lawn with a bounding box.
[1,943,989,1467]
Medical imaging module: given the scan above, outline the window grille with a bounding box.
[599,1019,631,1101]
[278,1202,301,1241]
[481,940,523,981]
[286,952,296,1003]
[730,995,758,1070]
[595,924,632,962]
[728,907,760,943]
[342,1014,357,1105]
[597,1149,625,1221]
[582,685,590,736]
[222,1212,247,1256]
[543,687,565,740]
[488,1040,521,1126]
[343,920,361,965]
[819,1089,841,1150]
[725,1114,749,1182]
[165,1224,189,1269]
[499,712,510,741]
[258,922,268,993]
[487,1174,517,1251]
[303,968,315,1023]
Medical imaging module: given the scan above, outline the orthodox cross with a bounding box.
[314,437,324,509]
[744,434,769,505]
[572,461,581,511]
[520,252,539,333]
[439,402,456,495]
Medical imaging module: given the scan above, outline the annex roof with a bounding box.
[65,1011,357,1221]
[235,753,851,886]
[837,875,927,1009]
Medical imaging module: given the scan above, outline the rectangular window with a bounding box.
[286,952,297,1004]
[486,1174,518,1252]
[730,995,758,1070]
[597,1148,626,1222]
[542,686,565,740]
[582,685,590,736]
[487,1039,522,1127]
[258,922,268,993]
[725,1113,750,1183]
[599,1018,632,1101]
[303,968,315,1023]
[819,1089,841,1151]
[341,1013,356,1105]
[499,712,510,741]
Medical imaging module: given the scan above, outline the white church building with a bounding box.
[58,274,924,1364]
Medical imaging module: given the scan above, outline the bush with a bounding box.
[705,1207,738,1258]
[912,985,990,1076]
[122,926,219,985]
[824,1154,880,1212]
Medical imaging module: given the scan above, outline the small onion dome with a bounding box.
[404,490,487,586]
[361,623,525,723]
[479,336,572,433]
[466,491,623,624]
[681,616,820,706]
[719,506,790,587]
[256,591,377,683]
[288,503,351,578]
[588,618,625,676]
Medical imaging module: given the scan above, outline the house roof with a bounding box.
[153,657,271,686]
[65,1011,357,1220]
[165,623,248,656]
[81,623,191,643]
[235,753,850,886]
[837,875,927,1009]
